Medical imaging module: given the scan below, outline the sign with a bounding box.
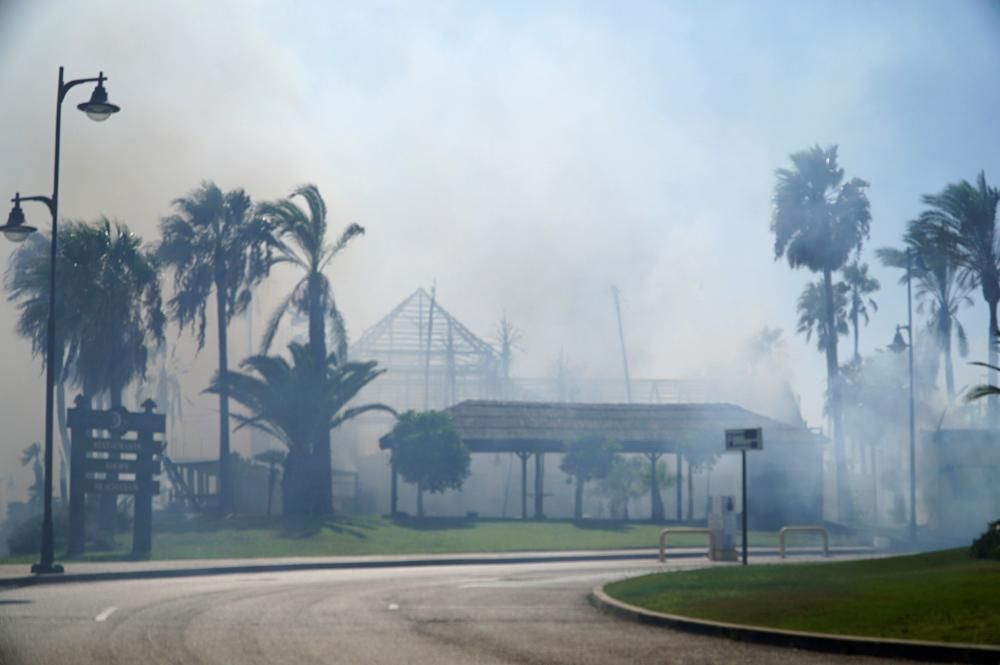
[84,457,161,475]
[68,398,165,556]
[83,479,160,495]
[725,427,763,451]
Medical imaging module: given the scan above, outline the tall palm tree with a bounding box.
[158,182,274,513]
[771,144,871,517]
[256,184,364,513]
[878,223,972,401]
[912,172,1000,420]
[207,342,392,515]
[841,260,879,361]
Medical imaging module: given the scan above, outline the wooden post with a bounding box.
[132,399,158,555]
[517,452,530,520]
[67,395,88,555]
[390,456,399,516]
[676,453,683,522]
[648,452,663,522]
[533,452,544,519]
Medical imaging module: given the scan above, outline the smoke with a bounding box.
[1,1,999,528]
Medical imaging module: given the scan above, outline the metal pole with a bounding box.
[33,67,66,575]
[741,450,748,566]
[907,250,916,543]
[611,286,632,403]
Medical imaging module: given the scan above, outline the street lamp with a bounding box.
[0,67,120,574]
[887,248,918,544]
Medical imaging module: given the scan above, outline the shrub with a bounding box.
[970,519,1000,560]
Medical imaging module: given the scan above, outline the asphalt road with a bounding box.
[0,558,926,664]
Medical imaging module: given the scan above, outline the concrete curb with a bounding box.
[589,585,1000,664]
[0,549,676,589]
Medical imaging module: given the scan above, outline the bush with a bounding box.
[970,519,1000,560]
[6,509,68,555]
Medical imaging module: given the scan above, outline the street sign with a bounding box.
[725,427,763,451]
[724,427,763,567]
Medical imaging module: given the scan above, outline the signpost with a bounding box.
[68,397,165,556]
[724,427,763,566]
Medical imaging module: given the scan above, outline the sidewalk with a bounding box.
[0,545,873,588]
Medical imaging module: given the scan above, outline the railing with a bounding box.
[778,525,829,558]
[658,528,716,562]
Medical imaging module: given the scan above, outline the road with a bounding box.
[0,558,923,664]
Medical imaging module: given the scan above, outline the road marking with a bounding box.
[387,603,399,611]
[95,606,118,622]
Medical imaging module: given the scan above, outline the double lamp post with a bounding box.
[0,67,120,573]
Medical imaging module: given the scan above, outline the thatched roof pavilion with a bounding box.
[380,400,825,522]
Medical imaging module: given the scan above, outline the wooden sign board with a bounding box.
[83,479,160,495]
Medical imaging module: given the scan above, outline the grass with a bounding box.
[0,514,856,563]
[605,548,1000,645]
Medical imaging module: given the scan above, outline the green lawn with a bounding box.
[605,549,1000,645]
[1,515,854,563]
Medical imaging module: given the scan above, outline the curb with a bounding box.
[0,549,674,589]
[589,585,1000,664]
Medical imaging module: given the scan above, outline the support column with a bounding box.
[516,452,531,520]
[533,452,545,519]
[647,452,663,522]
[390,457,399,516]
[676,453,683,522]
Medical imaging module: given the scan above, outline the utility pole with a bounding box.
[611,285,632,403]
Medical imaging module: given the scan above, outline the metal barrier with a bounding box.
[658,528,716,562]
[778,525,829,558]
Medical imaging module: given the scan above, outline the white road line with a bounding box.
[387,603,399,611]
[95,606,118,622]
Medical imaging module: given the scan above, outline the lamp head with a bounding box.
[0,194,38,243]
[77,72,120,121]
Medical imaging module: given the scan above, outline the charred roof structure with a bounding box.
[350,288,500,413]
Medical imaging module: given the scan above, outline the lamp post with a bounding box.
[887,248,917,544]
[0,67,120,574]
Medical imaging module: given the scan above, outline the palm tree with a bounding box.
[911,173,1000,420]
[771,144,871,517]
[878,224,972,401]
[6,220,165,520]
[841,260,879,361]
[797,279,849,353]
[20,443,43,508]
[254,449,286,517]
[256,184,364,513]
[157,182,274,513]
[207,342,392,515]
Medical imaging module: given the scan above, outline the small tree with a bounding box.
[254,449,286,517]
[389,411,470,518]
[560,436,619,520]
[596,457,645,520]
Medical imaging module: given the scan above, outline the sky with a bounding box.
[1,0,999,499]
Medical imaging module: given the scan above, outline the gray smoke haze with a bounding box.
[1,0,1000,510]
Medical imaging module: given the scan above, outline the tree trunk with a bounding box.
[308,272,333,515]
[988,297,998,427]
[574,477,584,520]
[215,282,233,515]
[852,311,860,361]
[266,465,276,517]
[282,449,310,516]
[822,268,847,521]
[55,379,69,505]
[417,482,424,518]
[943,316,955,402]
